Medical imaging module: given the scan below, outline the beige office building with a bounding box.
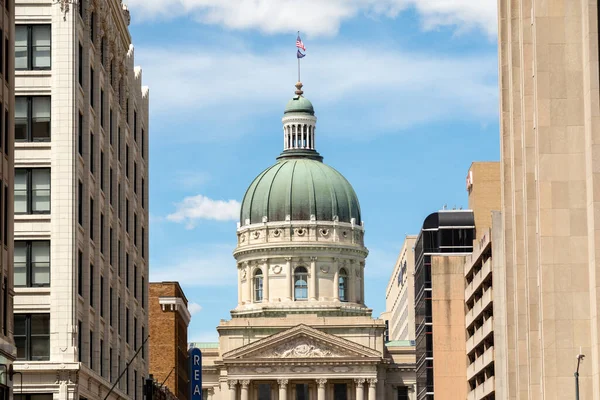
[498,0,600,398]
[382,235,417,342]
[13,1,149,400]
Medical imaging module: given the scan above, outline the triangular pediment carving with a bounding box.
[222,324,381,360]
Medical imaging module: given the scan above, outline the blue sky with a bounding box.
[126,0,500,342]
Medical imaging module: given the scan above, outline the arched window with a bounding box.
[294,267,308,300]
[254,269,263,302]
[339,268,348,302]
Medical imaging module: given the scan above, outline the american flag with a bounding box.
[296,34,306,51]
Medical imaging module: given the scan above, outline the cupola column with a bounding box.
[348,262,356,303]
[284,257,292,301]
[262,258,270,302]
[310,257,317,301]
[333,258,340,301]
[246,262,252,303]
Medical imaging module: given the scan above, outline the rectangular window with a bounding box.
[110,168,113,205]
[142,227,145,259]
[109,227,113,265]
[78,43,82,86]
[90,12,95,42]
[118,126,121,160]
[89,197,94,240]
[133,370,137,400]
[15,168,50,214]
[100,37,105,67]
[79,0,84,17]
[100,275,104,317]
[118,184,121,221]
[133,162,137,193]
[125,307,130,344]
[133,110,137,142]
[15,96,51,142]
[133,264,137,298]
[126,252,129,288]
[89,263,94,308]
[14,314,50,361]
[126,198,129,233]
[118,296,121,335]
[109,347,113,382]
[78,250,83,296]
[134,213,137,247]
[15,25,51,70]
[78,320,82,362]
[3,108,7,156]
[109,287,113,326]
[89,330,93,369]
[133,317,137,349]
[141,276,145,308]
[78,180,83,225]
[100,150,104,191]
[141,128,145,159]
[90,131,94,173]
[2,277,6,336]
[100,89,104,127]
[118,240,121,276]
[100,339,104,377]
[4,37,8,81]
[141,178,145,209]
[14,241,50,287]
[141,326,145,358]
[90,66,94,108]
[109,108,113,144]
[125,145,129,177]
[100,213,104,253]
[78,111,83,155]
[397,386,409,400]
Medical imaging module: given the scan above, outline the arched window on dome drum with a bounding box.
[294,266,308,300]
[254,269,263,302]
[339,268,348,302]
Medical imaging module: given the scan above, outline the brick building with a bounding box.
[149,282,191,400]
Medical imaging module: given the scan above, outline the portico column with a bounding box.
[207,388,215,400]
[316,379,327,400]
[285,257,292,301]
[367,379,377,400]
[310,257,317,301]
[354,378,365,400]
[227,380,238,400]
[376,379,384,400]
[333,258,340,301]
[262,258,270,302]
[278,379,288,400]
[240,380,250,400]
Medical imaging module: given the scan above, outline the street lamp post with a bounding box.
[575,348,585,400]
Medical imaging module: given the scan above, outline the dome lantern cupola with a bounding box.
[282,82,317,153]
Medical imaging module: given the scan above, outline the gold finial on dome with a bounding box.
[295,82,304,96]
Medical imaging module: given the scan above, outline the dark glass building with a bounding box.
[414,210,475,400]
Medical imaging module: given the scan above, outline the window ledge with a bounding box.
[15,142,51,150]
[15,214,51,223]
[15,70,52,78]
[14,287,50,295]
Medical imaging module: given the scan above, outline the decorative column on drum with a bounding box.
[228,380,238,400]
[278,379,289,400]
[316,379,327,400]
[284,258,292,301]
[355,378,365,400]
[367,379,377,400]
[261,258,269,302]
[310,257,318,300]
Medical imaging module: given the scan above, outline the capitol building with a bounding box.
[199,82,415,400]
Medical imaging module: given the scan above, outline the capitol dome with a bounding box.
[240,156,361,224]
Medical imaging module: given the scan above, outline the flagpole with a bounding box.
[297,31,301,82]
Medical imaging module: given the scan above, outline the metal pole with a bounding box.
[297,31,301,82]
[103,335,150,400]
[575,371,579,400]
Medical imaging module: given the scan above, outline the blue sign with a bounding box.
[189,347,203,400]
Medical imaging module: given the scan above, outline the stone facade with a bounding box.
[13,1,149,400]
[148,282,190,400]
[382,235,417,342]
[498,0,600,398]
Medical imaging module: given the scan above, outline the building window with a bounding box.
[89,330,94,369]
[100,89,104,127]
[78,250,83,296]
[134,213,137,247]
[118,296,121,335]
[141,326,145,358]
[15,25,51,70]
[109,227,113,265]
[14,241,50,287]
[294,267,308,300]
[126,198,129,233]
[15,96,51,142]
[141,178,145,209]
[133,317,137,349]
[110,168,114,205]
[125,144,129,177]
[100,213,104,253]
[78,180,83,225]
[100,37,105,67]
[133,110,137,142]
[90,66,94,108]
[16,395,53,400]
[141,128,145,159]
[133,162,137,193]
[126,307,130,344]
[141,276,145,308]
[109,347,113,382]
[141,227,145,259]
[100,339,104,377]
[78,42,83,86]
[254,269,263,302]
[296,384,309,400]
[339,268,348,302]
[14,314,50,361]
[109,108,113,144]
[89,263,94,308]
[90,12,95,42]
[78,111,83,154]
[89,197,94,240]
[100,150,104,191]
[90,131,94,173]
[126,253,129,288]
[15,168,50,214]
[397,386,409,400]
[100,275,104,317]
[133,264,137,298]
[78,320,82,362]
[110,287,113,326]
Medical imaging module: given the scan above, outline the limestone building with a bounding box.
[498,0,600,398]
[13,1,149,400]
[148,282,191,400]
[197,81,416,400]
[0,0,16,396]
[382,235,417,342]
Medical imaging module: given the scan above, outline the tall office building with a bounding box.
[382,235,417,342]
[498,0,600,398]
[13,1,149,400]
[0,0,16,397]
[414,210,475,400]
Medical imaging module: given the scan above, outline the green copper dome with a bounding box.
[240,156,361,224]
[284,95,315,115]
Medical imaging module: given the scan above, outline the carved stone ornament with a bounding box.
[333,366,350,373]
[272,265,282,274]
[272,228,282,237]
[354,378,366,385]
[241,380,250,389]
[368,378,378,387]
[255,337,342,358]
[227,380,238,389]
[253,231,261,239]
[317,379,327,389]
[277,379,288,388]
[240,234,246,243]
[319,228,329,237]
[255,367,272,374]
[295,228,306,236]
[241,269,247,279]
[293,366,313,373]
[320,265,330,274]
[342,231,348,238]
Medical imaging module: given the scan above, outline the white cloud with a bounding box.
[150,244,237,286]
[127,0,497,37]
[167,194,241,228]
[137,43,498,139]
[188,302,203,315]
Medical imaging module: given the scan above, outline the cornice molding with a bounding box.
[158,297,192,325]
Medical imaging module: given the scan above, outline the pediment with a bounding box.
[222,324,381,360]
